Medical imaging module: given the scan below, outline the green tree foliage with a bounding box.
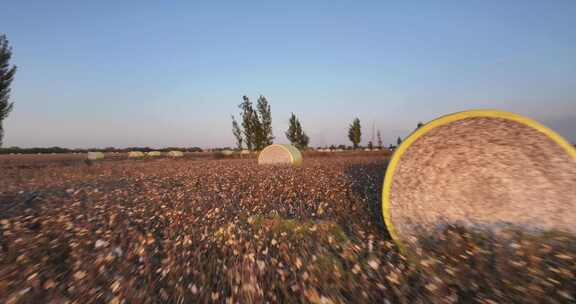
[257,95,273,146]
[348,118,362,149]
[285,113,309,150]
[237,95,274,151]
[377,130,383,149]
[231,115,243,150]
[239,96,257,151]
[0,34,17,147]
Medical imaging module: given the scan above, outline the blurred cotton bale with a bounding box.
[147,151,162,157]
[87,152,104,160]
[128,151,145,158]
[167,150,184,157]
[258,144,302,166]
[240,150,250,155]
[218,150,233,156]
[382,109,576,254]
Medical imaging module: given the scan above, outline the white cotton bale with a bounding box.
[258,144,303,166]
[240,150,251,155]
[128,151,145,158]
[167,150,184,157]
[147,151,162,157]
[382,109,576,254]
[221,150,234,156]
[87,152,104,160]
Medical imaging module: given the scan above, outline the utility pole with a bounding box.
[371,121,375,144]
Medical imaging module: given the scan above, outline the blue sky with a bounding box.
[2,1,575,148]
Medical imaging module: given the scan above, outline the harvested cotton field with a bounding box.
[1,154,575,303]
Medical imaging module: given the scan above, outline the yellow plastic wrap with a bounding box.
[258,144,303,166]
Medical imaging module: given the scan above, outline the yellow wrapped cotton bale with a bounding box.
[167,150,184,157]
[382,109,576,254]
[147,151,162,157]
[258,144,303,166]
[87,152,104,160]
[221,150,234,156]
[128,151,145,158]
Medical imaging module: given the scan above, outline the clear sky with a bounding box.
[2,1,575,148]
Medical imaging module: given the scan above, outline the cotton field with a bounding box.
[0,154,574,303]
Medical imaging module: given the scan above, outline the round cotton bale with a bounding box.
[167,150,184,157]
[87,151,104,160]
[258,144,302,166]
[147,151,162,157]
[382,109,576,253]
[221,150,234,156]
[128,151,145,158]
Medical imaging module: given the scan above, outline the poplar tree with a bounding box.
[285,113,309,150]
[231,115,243,150]
[238,95,274,151]
[0,34,17,147]
[348,118,362,149]
[257,95,273,146]
[239,95,257,151]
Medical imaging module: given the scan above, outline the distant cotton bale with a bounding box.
[87,152,104,160]
[128,151,145,158]
[147,151,162,157]
[240,150,251,155]
[221,150,234,156]
[258,144,302,166]
[167,150,184,157]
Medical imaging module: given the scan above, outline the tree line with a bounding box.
[0,146,204,155]
[232,95,310,151]
[231,96,421,151]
